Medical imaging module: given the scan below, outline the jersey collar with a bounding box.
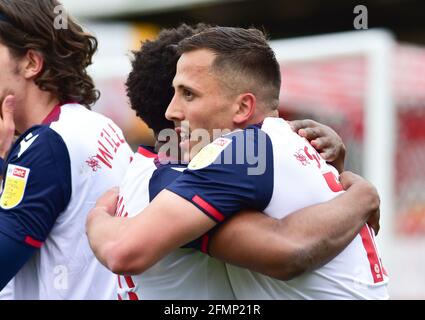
[41,103,62,125]
[137,145,185,168]
[41,102,76,125]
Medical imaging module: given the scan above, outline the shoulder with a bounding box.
[1,126,72,213]
[6,125,71,180]
[188,125,273,174]
[49,104,118,137]
[5,125,71,193]
[47,104,132,166]
[9,125,69,163]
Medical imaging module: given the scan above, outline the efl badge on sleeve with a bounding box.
[188,137,232,170]
[0,164,31,209]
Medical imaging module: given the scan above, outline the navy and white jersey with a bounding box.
[166,126,274,224]
[0,103,132,300]
[167,117,389,300]
[115,146,235,300]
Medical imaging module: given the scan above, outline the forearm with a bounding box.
[86,208,128,273]
[209,211,305,281]
[86,190,216,275]
[210,183,377,281]
[272,184,377,277]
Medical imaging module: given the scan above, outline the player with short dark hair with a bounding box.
[88,25,384,299]
[166,26,388,298]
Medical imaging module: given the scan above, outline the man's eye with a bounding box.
[183,89,194,100]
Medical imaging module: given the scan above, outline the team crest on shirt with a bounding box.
[188,137,232,170]
[86,156,101,172]
[294,149,310,166]
[0,164,30,209]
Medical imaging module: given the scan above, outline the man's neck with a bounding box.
[16,88,60,134]
[243,108,279,128]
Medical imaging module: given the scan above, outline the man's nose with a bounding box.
[165,94,184,122]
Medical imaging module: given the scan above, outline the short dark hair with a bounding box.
[177,27,281,110]
[126,23,209,135]
[0,0,99,107]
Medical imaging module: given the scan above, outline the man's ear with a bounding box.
[22,50,44,79]
[233,93,256,125]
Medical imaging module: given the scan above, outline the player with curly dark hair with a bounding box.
[126,23,209,136]
[0,0,133,299]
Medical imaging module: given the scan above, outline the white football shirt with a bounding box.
[115,147,235,300]
[1,103,132,300]
[166,117,389,300]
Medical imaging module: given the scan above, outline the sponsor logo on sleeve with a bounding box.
[0,164,31,209]
[188,137,232,170]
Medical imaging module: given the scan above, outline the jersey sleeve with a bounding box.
[166,128,274,225]
[0,126,72,248]
[148,165,184,202]
[0,231,35,290]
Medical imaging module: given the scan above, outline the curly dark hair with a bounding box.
[126,23,209,136]
[0,0,99,107]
